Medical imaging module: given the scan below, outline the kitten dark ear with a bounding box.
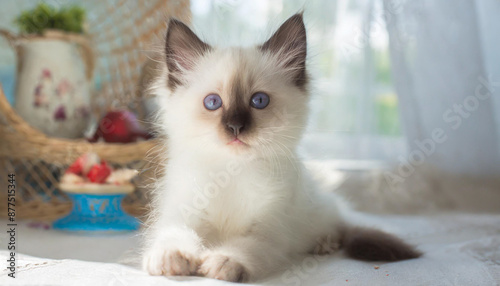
[261,13,307,88]
[165,19,211,90]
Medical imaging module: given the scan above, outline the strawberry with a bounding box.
[86,161,112,183]
[66,156,85,175]
[65,153,100,176]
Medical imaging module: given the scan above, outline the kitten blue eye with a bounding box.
[204,94,222,110]
[250,92,270,109]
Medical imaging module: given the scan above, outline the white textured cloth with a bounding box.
[1,214,499,286]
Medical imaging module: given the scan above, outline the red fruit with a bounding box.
[66,156,85,175]
[65,153,100,176]
[86,161,112,183]
[88,110,151,143]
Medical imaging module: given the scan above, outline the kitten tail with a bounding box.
[341,226,422,261]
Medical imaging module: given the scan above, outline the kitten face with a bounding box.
[159,14,309,157]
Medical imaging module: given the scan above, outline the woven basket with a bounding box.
[0,0,190,221]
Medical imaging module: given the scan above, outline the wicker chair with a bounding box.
[0,0,190,221]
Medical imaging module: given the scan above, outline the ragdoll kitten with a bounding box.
[142,13,421,283]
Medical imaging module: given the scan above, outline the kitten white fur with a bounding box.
[142,13,419,283]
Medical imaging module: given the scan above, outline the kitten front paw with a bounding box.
[143,248,200,277]
[198,253,249,283]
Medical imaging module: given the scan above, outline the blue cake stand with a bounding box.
[53,183,140,232]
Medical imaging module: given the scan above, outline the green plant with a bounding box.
[14,3,85,34]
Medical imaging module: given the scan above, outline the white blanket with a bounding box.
[1,214,499,285]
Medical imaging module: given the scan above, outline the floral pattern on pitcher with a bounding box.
[56,79,73,97]
[12,37,92,138]
[31,68,90,123]
[33,68,54,108]
[54,105,67,121]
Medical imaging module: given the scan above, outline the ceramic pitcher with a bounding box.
[0,29,94,139]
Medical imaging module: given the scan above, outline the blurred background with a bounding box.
[0,0,499,263]
[0,0,404,162]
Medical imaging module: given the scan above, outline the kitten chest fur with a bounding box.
[161,149,302,245]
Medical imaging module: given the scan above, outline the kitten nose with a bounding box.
[227,122,244,136]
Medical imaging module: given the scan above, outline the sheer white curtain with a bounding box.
[385,0,500,175]
[381,0,500,212]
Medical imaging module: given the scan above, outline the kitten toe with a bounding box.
[165,250,200,276]
[199,253,249,282]
[143,248,200,277]
[143,249,164,276]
